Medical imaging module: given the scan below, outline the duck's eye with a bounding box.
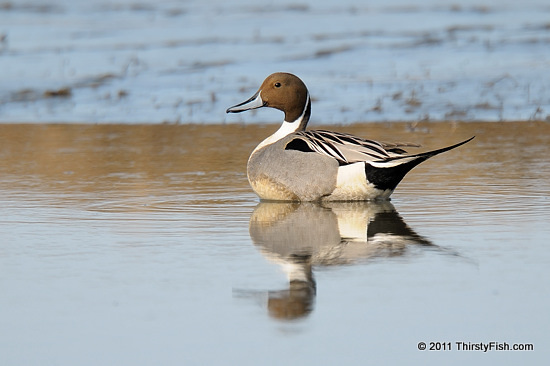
[274,82,282,88]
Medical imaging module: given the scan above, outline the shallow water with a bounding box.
[1,121,549,365]
[1,0,550,123]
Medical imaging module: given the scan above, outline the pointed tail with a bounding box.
[390,136,474,163]
[365,136,475,191]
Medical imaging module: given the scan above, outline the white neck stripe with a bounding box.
[250,92,310,155]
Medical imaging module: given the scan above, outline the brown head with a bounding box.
[226,72,311,123]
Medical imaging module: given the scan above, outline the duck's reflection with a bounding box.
[237,201,448,321]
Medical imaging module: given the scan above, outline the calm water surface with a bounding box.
[1,0,550,122]
[1,122,549,365]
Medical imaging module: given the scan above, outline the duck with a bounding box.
[226,72,474,201]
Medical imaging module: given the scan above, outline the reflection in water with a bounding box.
[241,201,449,321]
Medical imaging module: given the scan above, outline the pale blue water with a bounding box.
[1,0,549,364]
[1,172,548,366]
[1,0,550,123]
[1,123,549,365]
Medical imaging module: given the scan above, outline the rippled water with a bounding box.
[1,0,550,122]
[1,122,548,365]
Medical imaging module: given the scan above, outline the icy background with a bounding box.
[1,0,549,123]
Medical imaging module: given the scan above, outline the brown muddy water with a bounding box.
[0,121,549,365]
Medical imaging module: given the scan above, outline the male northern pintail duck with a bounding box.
[226,72,474,201]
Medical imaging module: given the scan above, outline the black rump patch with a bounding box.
[285,138,315,153]
[365,157,428,191]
